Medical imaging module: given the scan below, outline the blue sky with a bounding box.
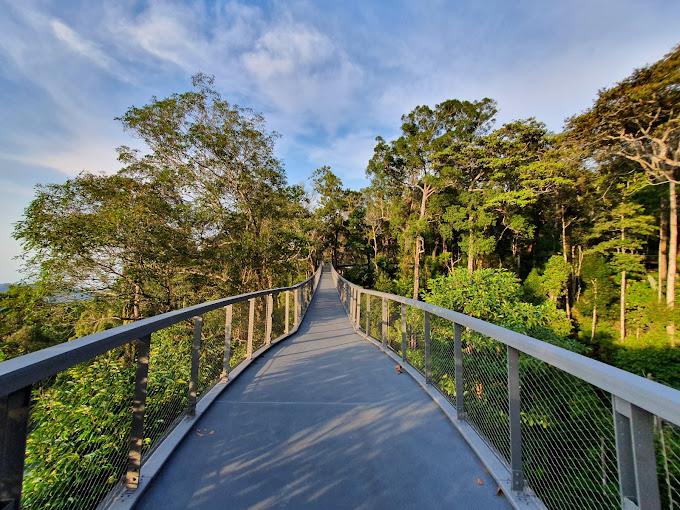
[1,0,679,283]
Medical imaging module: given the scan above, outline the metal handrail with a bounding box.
[331,266,680,425]
[331,264,679,510]
[0,271,319,398]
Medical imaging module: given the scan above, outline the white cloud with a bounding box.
[50,19,130,80]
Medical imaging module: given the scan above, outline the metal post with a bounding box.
[0,385,31,508]
[221,304,233,379]
[187,317,202,416]
[265,293,273,345]
[507,346,523,491]
[400,304,407,362]
[613,397,661,509]
[285,291,290,334]
[349,289,355,322]
[295,288,301,326]
[126,334,151,489]
[356,291,361,330]
[424,311,431,384]
[365,294,371,337]
[454,323,464,418]
[381,298,388,349]
[247,298,255,359]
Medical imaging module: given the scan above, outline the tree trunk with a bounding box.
[620,270,626,342]
[659,198,668,303]
[590,280,598,342]
[467,232,474,274]
[413,236,422,300]
[561,206,572,319]
[667,181,676,308]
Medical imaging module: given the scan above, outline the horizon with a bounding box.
[1,0,679,283]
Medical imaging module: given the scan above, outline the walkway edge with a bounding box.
[101,286,320,510]
[353,327,547,510]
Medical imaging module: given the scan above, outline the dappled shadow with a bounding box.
[135,271,511,510]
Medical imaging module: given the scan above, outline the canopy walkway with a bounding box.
[1,266,679,510]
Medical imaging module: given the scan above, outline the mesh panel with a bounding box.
[461,331,511,463]
[22,347,135,510]
[519,356,619,510]
[405,307,425,374]
[430,316,457,401]
[387,300,401,356]
[144,324,191,456]
[658,420,680,509]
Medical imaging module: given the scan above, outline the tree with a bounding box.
[590,196,656,341]
[368,99,497,296]
[568,45,680,308]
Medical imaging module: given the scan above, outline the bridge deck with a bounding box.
[135,272,510,509]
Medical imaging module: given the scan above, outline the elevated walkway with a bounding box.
[134,271,510,509]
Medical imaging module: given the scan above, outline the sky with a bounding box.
[1,0,679,283]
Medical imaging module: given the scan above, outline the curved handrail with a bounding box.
[331,265,680,426]
[0,268,321,397]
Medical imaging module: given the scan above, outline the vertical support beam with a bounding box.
[356,291,361,330]
[400,304,407,362]
[285,291,290,334]
[0,385,31,508]
[295,288,301,326]
[507,346,523,492]
[221,304,233,379]
[613,397,661,510]
[424,311,431,384]
[365,294,371,336]
[381,298,388,349]
[126,333,151,489]
[265,293,273,345]
[247,298,255,359]
[454,323,464,418]
[187,317,202,417]
[350,289,355,322]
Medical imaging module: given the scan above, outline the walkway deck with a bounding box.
[135,272,511,509]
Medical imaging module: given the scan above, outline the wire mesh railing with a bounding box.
[331,265,680,510]
[0,267,321,510]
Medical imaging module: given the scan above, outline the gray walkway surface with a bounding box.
[136,271,511,510]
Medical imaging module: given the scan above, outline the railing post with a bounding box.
[221,304,233,379]
[507,346,524,492]
[424,311,431,384]
[265,293,273,345]
[126,333,151,490]
[454,323,464,418]
[187,317,202,417]
[365,294,371,336]
[247,298,255,359]
[349,288,355,322]
[356,290,361,330]
[285,291,290,334]
[613,397,661,510]
[295,288,301,326]
[400,304,407,362]
[0,385,31,508]
[381,298,388,349]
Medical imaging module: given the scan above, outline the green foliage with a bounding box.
[424,267,578,350]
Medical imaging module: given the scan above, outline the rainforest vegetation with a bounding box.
[0,46,678,510]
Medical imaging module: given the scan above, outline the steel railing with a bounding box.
[0,266,322,510]
[331,265,680,510]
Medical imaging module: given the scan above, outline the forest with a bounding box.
[0,45,678,510]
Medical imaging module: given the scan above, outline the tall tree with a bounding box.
[368,98,497,297]
[568,45,680,308]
